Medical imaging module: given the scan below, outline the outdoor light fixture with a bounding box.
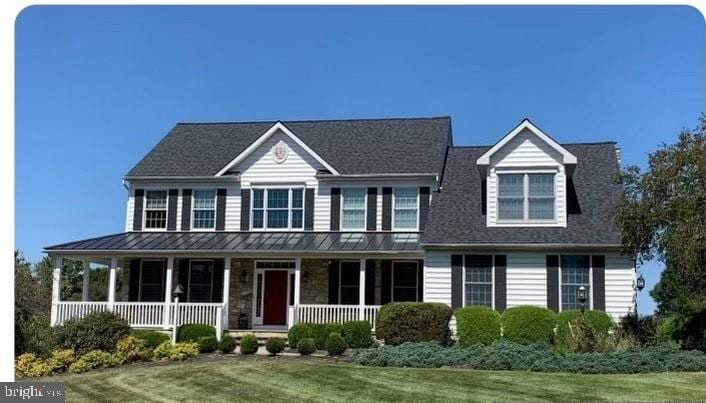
[240,270,248,282]
[172,283,184,300]
[636,274,645,292]
[576,286,588,313]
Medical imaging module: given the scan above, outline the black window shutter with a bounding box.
[167,189,178,231]
[128,259,141,301]
[382,187,392,231]
[330,188,341,231]
[546,255,560,312]
[366,187,377,231]
[328,260,339,304]
[380,260,392,304]
[417,260,424,302]
[481,179,487,215]
[419,187,430,231]
[494,255,507,312]
[181,189,192,231]
[240,189,250,231]
[592,255,606,311]
[216,189,227,231]
[212,259,224,303]
[451,254,463,309]
[304,188,315,230]
[178,259,190,301]
[365,260,375,305]
[133,189,144,231]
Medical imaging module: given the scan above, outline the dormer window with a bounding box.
[144,190,168,229]
[498,173,555,221]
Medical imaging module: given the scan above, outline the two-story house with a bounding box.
[44,117,636,338]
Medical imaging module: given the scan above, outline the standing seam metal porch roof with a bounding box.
[44,232,422,253]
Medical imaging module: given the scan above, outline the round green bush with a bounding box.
[198,336,219,353]
[177,324,216,343]
[454,306,502,347]
[341,321,374,349]
[555,310,614,351]
[57,311,130,354]
[288,323,314,348]
[376,302,453,346]
[17,317,58,357]
[219,335,237,354]
[131,330,170,349]
[239,334,259,355]
[297,338,316,356]
[312,323,343,350]
[325,332,347,355]
[501,306,557,344]
[265,337,287,356]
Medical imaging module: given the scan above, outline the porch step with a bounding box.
[225,329,288,343]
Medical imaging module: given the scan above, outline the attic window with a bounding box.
[497,173,555,221]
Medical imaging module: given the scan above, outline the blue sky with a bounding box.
[15,6,704,314]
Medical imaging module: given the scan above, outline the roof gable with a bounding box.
[477,119,578,166]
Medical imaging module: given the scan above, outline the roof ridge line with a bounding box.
[175,116,452,125]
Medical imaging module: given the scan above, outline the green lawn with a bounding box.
[49,356,705,402]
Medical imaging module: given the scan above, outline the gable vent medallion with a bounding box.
[272,140,289,164]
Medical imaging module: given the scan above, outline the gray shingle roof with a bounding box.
[126,117,451,177]
[421,142,623,246]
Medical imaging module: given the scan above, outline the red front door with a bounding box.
[263,270,288,326]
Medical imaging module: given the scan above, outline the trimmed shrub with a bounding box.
[46,349,76,373]
[555,310,614,352]
[15,353,52,378]
[153,341,173,359]
[152,341,199,361]
[219,335,237,354]
[376,302,453,346]
[288,323,314,348]
[131,330,170,349]
[501,306,557,344]
[325,332,347,356]
[68,350,114,374]
[113,336,147,364]
[57,311,130,354]
[265,337,287,356]
[288,323,343,350]
[297,338,316,356]
[178,324,216,343]
[198,336,219,353]
[454,306,502,347]
[341,321,374,349]
[17,317,58,357]
[239,334,259,355]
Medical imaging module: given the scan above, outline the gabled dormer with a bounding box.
[477,119,577,228]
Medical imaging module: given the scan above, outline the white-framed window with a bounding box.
[464,255,493,307]
[341,188,366,230]
[393,187,418,229]
[139,259,165,302]
[560,255,591,311]
[144,190,168,229]
[188,260,214,303]
[497,173,555,221]
[251,187,304,230]
[392,261,419,302]
[192,189,216,230]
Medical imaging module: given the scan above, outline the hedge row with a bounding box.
[376,303,453,346]
[351,340,706,373]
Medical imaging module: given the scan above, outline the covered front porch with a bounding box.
[45,232,423,338]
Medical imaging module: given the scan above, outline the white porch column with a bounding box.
[292,257,302,329]
[359,258,366,320]
[163,256,174,329]
[50,256,63,326]
[222,257,231,330]
[108,257,117,311]
[81,259,90,302]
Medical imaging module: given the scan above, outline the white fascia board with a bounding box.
[215,121,340,176]
[476,119,578,166]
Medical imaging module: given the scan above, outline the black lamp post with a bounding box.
[576,286,588,313]
[634,273,645,314]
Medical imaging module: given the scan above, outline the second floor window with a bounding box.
[252,188,304,230]
[497,173,555,221]
[144,190,168,229]
[341,188,366,230]
[393,188,418,229]
[193,190,216,229]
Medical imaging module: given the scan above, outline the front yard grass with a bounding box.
[49,355,705,402]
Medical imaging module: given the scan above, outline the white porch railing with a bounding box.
[114,302,166,327]
[56,301,109,325]
[295,304,381,331]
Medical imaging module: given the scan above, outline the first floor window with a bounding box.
[341,188,366,230]
[465,255,493,307]
[392,261,418,302]
[193,189,216,229]
[561,255,590,311]
[188,260,214,302]
[339,261,360,304]
[144,190,168,229]
[139,260,165,302]
[393,187,418,229]
[252,188,304,229]
[497,173,555,221]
